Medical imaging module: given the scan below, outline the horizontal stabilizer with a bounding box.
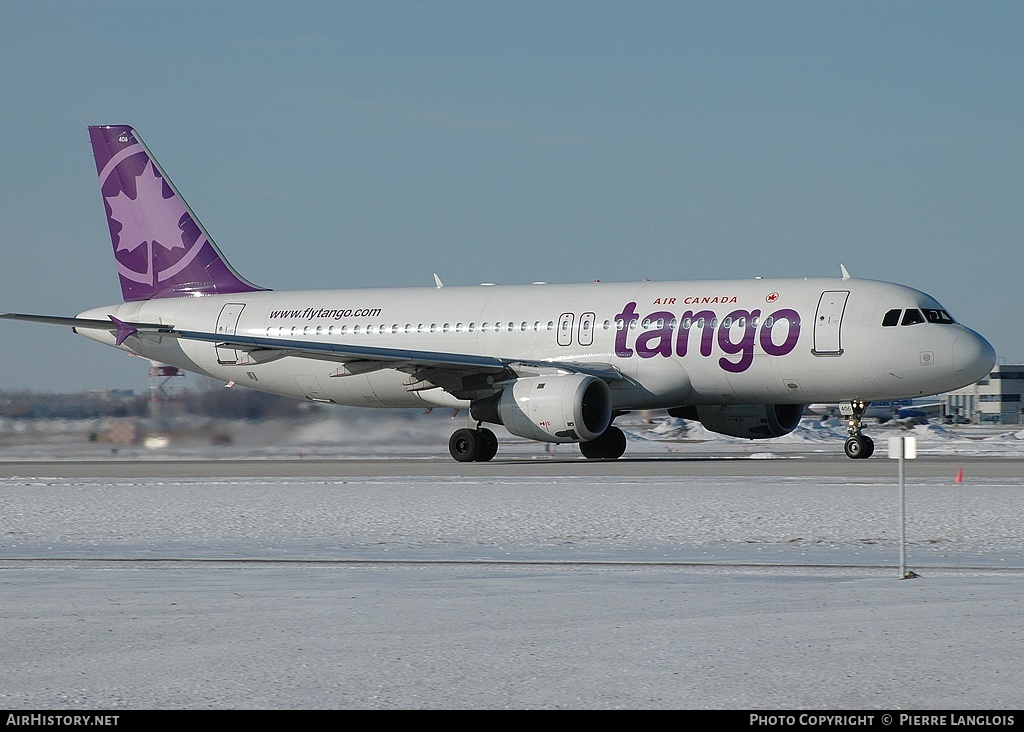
[1,312,170,332]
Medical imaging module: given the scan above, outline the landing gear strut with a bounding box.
[449,427,499,462]
[842,400,874,459]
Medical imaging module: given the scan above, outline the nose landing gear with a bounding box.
[842,400,874,459]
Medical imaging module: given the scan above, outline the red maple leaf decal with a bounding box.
[106,162,187,254]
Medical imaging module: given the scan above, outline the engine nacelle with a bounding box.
[471,374,612,443]
[669,404,804,439]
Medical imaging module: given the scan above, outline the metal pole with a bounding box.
[898,438,906,578]
[889,434,917,579]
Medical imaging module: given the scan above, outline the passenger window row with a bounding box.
[614,313,782,331]
[267,321,561,337]
[266,315,787,338]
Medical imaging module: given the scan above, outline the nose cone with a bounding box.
[953,329,997,385]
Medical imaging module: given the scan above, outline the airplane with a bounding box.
[2,125,997,461]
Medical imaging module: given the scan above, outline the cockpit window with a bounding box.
[883,307,955,327]
[901,309,926,326]
[923,309,955,324]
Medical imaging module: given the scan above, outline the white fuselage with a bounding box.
[75,276,995,413]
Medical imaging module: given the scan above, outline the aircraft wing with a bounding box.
[1,313,623,398]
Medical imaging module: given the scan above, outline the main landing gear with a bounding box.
[448,424,628,462]
[843,400,874,459]
[449,427,499,462]
[579,425,627,460]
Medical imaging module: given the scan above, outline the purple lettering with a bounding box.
[613,303,801,372]
[760,308,801,356]
[635,311,676,358]
[614,302,639,357]
[674,310,716,357]
[718,309,761,373]
[697,311,717,357]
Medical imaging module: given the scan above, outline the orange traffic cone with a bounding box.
[955,468,964,483]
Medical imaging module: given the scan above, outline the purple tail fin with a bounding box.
[89,125,266,301]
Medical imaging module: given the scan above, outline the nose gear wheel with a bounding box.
[843,401,874,459]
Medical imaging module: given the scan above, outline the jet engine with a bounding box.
[669,404,804,439]
[471,374,613,443]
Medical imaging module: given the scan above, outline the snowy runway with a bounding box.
[1,467,1022,709]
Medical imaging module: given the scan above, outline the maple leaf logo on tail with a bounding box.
[106,161,189,257]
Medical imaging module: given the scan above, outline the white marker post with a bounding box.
[888,435,917,578]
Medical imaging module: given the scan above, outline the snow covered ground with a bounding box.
[1,413,1023,709]
[3,409,1024,461]
[3,473,1024,567]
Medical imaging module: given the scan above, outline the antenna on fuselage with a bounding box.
[840,264,852,281]
[433,273,444,288]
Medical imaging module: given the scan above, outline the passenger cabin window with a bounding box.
[882,309,901,327]
[901,309,926,326]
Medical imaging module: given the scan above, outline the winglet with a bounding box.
[840,264,852,281]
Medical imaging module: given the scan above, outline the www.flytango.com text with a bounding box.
[268,307,383,321]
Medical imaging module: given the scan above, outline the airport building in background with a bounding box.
[942,364,1024,425]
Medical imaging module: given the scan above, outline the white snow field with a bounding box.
[3,410,1024,461]
[1,413,1022,709]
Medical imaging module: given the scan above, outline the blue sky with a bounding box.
[2,1,1022,392]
